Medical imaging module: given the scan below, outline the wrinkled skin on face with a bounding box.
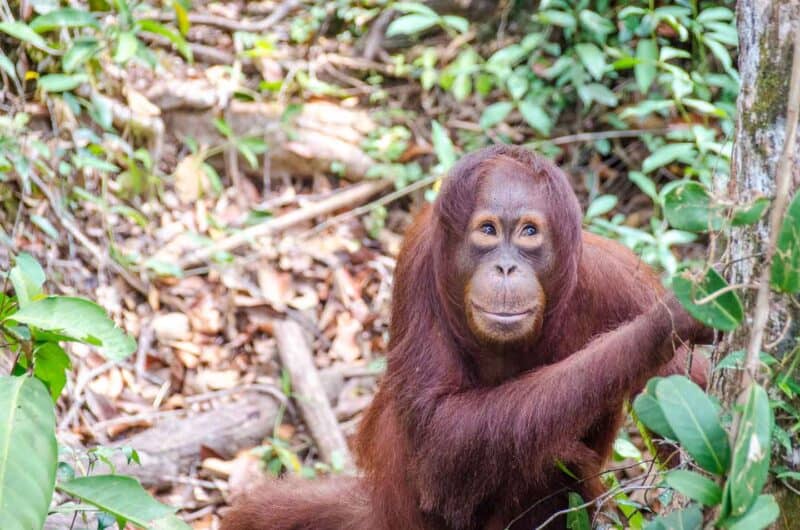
[458,157,555,346]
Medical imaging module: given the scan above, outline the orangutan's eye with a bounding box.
[481,223,497,236]
[522,224,538,237]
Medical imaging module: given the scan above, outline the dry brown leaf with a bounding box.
[152,312,191,343]
[329,312,362,362]
[196,369,239,390]
[257,266,293,311]
[88,367,124,399]
[173,153,207,204]
[125,86,161,117]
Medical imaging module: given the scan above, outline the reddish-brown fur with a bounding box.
[223,146,708,530]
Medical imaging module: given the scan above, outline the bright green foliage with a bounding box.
[566,492,590,530]
[58,475,181,529]
[8,253,45,307]
[720,495,779,530]
[644,503,702,530]
[672,267,743,331]
[0,376,57,530]
[655,376,730,475]
[14,297,136,361]
[632,378,676,441]
[771,192,800,293]
[723,385,772,519]
[664,470,722,506]
[663,181,724,232]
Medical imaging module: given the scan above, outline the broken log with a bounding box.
[110,392,279,488]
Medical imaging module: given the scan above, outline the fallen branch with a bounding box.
[273,319,355,472]
[109,392,280,487]
[178,179,392,268]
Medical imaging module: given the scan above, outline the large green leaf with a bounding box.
[29,8,98,32]
[632,377,677,440]
[644,503,702,530]
[34,343,71,400]
[58,475,173,528]
[771,192,800,293]
[12,296,136,361]
[0,376,57,530]
[642,143,696,174]
[720,494,779,530]
[9,252,45,306]
[673,267,744,331]
[665,470,722,506]
[635,39,658,93]
[656,376,730,475]
[38,73,88,92]
[726,384,772,517]
[663,181,724,232]
[575,43,606,80]
[0,21,49,50]
[566,492,590,530]
[386,14,439,37]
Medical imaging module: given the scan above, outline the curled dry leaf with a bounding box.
[257,266,294,311]
[152,312,192,343]
[174,152,207,204]
[329,311,363,362]
[125,86,161,117]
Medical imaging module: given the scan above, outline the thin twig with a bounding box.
[743,28,800,386]
[300,174,439,239]
[692,283,758,306]
[526,127,684,147]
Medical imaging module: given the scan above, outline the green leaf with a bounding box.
[12,297,136,361]
[441,15,469,34]
[645,504,702,530]
[479,101,513,129]
[138,20,192,62]
[704,37,733,71]
[771,192,800,293]
[38,73,88,93]
[585,194,617,219]
[577,83,618,107]
[9,252,45,307]
[431,120,456,172]
[697,7,735,24]
[578,10,615,37]
[62,37,100,72]
[0,376,57,530]
[518,100,552,135]
[386,14,438,37]
[629,171,658,202]
[0,21,49,50]
[114,31,139,64]
[655,375,730,475]
[726,385,772,517]
[632,377,677,440]
[537,10,576,30]
[721,495,779,530]
[30,214,59,239]
[150,513,193,530]
[663,181,724,232]
[575,43,606,80]
[58,475,174,528]
[393,2,438,16]
[635,39,658,93]
[34,343,71,400]
[642,143,696,174]
[29,8,98,32]
[731,197,769,226]
[0,53,17,80]
[665,470,722,506]
[673,267,744,331]
[566,492,590,530]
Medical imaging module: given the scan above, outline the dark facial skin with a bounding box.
[459,158,554,346]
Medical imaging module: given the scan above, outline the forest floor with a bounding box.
[0,0,736,527]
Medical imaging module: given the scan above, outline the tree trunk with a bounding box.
[716,1,800,526]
